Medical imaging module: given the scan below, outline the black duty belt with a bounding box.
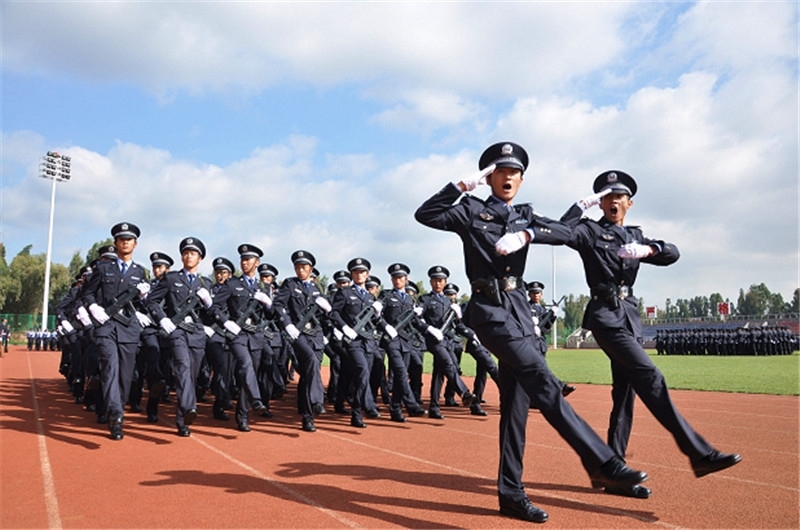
[472,276,524,293]
[591,284,633,301]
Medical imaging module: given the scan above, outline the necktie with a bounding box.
[187,273,195,285]
[120,262,128,275]
[357,287,366,299]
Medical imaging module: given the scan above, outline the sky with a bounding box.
[1,1,798,312]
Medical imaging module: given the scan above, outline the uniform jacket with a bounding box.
[562,213,679,335]
[415,183,579,337]
[273,277,326,349]
[82,259,146,343]
[147,270,212,347]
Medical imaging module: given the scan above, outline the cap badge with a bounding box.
[121,223,129,230]
[501,144,513,155]
[607,172,618,183]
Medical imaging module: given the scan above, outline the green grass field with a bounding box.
[444,349,800,396]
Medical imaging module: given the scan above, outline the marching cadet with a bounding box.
[273,250,329,432]
[402,281,426,405]
[326,270,351,407]
[418,266,477,420]
[366,275,391,410]
[208,244,270,432]
[328,257,396,428]
[378,263,428,422]
[129,252,172,423]
[526,281,575,400]
[82,222,151,441]
[202,257,236,421]
[415,142,648,523]
[147,238,214,437]
[562,170,741,496]
[258,262,286,407]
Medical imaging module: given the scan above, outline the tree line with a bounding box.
[1,242,798,331]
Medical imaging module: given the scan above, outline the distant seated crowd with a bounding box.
[655,326,798,356]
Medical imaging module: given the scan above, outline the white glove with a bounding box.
[196,287,213,308]
[136,282,151,298]
[285,324,301,340]
[456,163,496,192]
[333,328,344,341]
[450,303,462,320]
[413,306,424,316]
[471,336,482,347]
[323,336,329,346]
[76,306,92,326]
[426,326,444,342]
[224,320,241,336]
[495,231,529,256]
[204,325,215,338]
[60,320,74,334]
[372,300,384,315]
[159,317,177,335]
[577,188,612,211]
[254,291,272,308]
[342,325,358,341]
[618,243,653,259]
[384,324,398,339]
[88,303,109,325]
[136,312,152,328]
[314,296,332,313]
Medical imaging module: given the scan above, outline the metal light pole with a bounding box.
[551,247,557,349]
[38,151,71,330]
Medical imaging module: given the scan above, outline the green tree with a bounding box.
[786,288,800,313]
[3,245,44,314]
[68,251,85,279]
[562,293,589,331]
[768,292,785,315]
[737,283,772,316]
[85,238,114,264]
[0,244,12,310]
[688,295,710,318]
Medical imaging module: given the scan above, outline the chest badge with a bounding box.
[479,212,494,221]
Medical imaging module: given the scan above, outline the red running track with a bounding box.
[1,345,797,528]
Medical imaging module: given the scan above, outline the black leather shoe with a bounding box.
[129,404,143,413]
[390,413,407,423]
[334,405,351,414]
[443,397,458,407]
[252,400,267,412]
[461,392,478,407]
[313,403,327,416]
[351,416,366,428]
[237,422,251,432]
[692,450,742,478]
[109,424,123,441]
[366,408,381,419]
[470,405,488,416]
[605,484,652,499]
[590,458,648,489]
[302,419,317,432]
[499,497,548,524]
[183,409,197,426]
[408,408,427,417]
[561,384,576,397]
[147,413,159,423]
[177,426,190,437]
[428,410,445,420]
[97,414,109,424]
[259,410,273,418]
[213,411,230,421]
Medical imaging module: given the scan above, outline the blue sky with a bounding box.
[1,1,797,310]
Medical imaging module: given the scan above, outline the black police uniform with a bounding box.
[415,144,644,517]
[146,238,211,435]
[562,171,734,474]
[273,250,326,432]
[82,223,147,439]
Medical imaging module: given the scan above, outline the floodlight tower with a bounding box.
[38,151,72,330]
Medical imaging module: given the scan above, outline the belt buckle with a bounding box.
[504,277,518,291]
[184,316,193,323]
[618,285,629,300]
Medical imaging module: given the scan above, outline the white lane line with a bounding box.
[192,435,362,528]
[27,353,63,529]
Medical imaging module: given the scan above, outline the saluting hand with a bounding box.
[456,164,495,192]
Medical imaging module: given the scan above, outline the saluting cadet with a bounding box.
[379,263,428,422]
[415,142,648,523]
[147,238,213,437]
[328,257,396,428]
[418,266,476,420]
[273,250,329,432]
[562,170,741,497]
[82,222,151,441]
[208,244,269,432]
